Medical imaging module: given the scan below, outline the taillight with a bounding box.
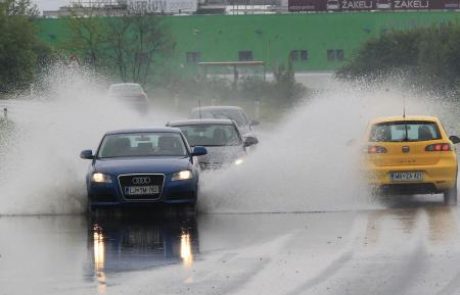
[368,145,387,154]
[425,143,452,152]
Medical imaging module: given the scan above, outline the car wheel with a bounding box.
[444,185,458,206]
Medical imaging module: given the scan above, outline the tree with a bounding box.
[337,29,422,81]
[66,6,175,85]
[0,0,44,93]
[65,4,109,72]
[105,13,174,84]
[337,22,460,93]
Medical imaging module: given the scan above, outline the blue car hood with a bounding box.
[93,157,191,175]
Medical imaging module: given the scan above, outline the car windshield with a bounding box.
[191,109,249,126]
[108,84,143,96]
[176,124,242,146]
[369,121,442,142]
[98,132,187,158]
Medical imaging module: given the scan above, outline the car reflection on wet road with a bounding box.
[2,202,460,295]
[87,215,199,294]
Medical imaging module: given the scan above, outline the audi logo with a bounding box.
[132,176,151,185]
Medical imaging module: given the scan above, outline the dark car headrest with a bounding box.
[418,126,433,140]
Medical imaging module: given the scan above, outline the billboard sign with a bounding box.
[288,0,460,11]
[128,0,198,14]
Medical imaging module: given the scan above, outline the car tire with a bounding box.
[444,185,458,206]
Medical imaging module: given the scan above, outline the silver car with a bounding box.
[189,106,259,138]
[108,83,150,114]
[167,119,258,170]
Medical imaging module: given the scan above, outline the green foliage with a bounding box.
[337,21,460,92]
[0,0,46,93]
[64,11,175,85]
[65,14,108,72]
[271,60,307,103]
[163,59,307,108]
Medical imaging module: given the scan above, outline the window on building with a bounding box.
[327,49,344,61]
[290,50,308,62]
[186,52,201,64]
[300,50,308,61]
[290,50,299,61]
[239,50,253,61]
[327,49,336,61]
[336,49,344,61]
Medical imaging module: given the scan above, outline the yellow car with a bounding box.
[364,115,460,205]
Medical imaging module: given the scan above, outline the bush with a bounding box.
[0,0,48,94]
[337,22,460,93]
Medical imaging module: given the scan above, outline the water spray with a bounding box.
[3,107,7,126]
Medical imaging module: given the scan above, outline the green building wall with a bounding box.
[36,11,460,73]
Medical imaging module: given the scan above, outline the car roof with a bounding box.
[105,127,182,135]
[370,115,440,124]
[191,105,243,112]
[168,118,235,126]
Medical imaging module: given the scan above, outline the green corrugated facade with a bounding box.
[35,11,460,73]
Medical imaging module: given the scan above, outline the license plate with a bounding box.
[390,171,423,182]
[124,185,159,195]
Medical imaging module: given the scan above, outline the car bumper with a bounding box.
[365,161,457,193]
[88,179,197,208]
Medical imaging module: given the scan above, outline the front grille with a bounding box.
[119,174,164,200]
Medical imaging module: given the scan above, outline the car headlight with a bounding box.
[91,172,112,183]
[171,170,193,181]
[234,158,244,166]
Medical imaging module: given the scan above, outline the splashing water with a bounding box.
[198,85,460,213]
[0,67,457,215]
[0,65,181,215]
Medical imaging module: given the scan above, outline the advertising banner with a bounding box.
[288,0,460,11]
[128,0,198,14]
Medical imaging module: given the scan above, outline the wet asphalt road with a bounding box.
[2,198,460,295]
[3,82,460,295]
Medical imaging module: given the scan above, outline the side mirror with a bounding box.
[191,146,207,156]
[80,150,94,159]
[250,120,260,126]
[449,135,460,144]
[244,136,259,147]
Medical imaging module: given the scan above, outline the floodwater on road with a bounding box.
[1,200,460,295]
[2,69,460,294]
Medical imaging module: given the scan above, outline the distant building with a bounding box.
[43,0,128,17]
[43,0,199,17]
[42,0,287,17]
[197,0,285,14]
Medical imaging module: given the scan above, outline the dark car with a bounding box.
[108,83,150,114]
[80,128,207,212]
[189,105,259,137]
[167,119,258,170]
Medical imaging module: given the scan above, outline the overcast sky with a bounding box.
[33,0,72,11]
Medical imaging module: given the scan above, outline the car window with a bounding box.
[191,109,249,126]
[98,132,187,158]
[369,121,441,142]
[177,124,242,146]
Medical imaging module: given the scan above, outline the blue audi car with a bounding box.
[80,128,207,212]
